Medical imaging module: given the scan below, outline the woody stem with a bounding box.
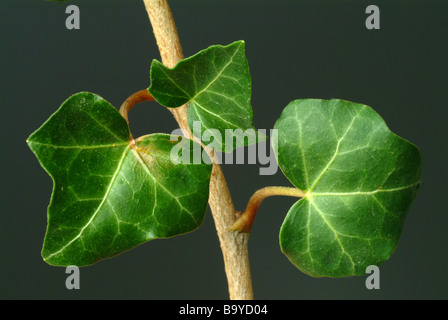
[143,0,254,300]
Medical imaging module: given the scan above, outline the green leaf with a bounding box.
[148,41,264,153]
[273,99,422,277]
[27,92,212,267]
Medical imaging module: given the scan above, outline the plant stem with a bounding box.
[230,187,306,233]
[119,89,155,124]
[142,0,253,300]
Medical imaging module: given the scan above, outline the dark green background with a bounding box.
[1,0,447,299]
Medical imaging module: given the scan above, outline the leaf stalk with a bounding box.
[230,187,306,233]
[119,89,155,124]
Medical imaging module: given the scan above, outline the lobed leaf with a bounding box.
[148,41,264,152]
[27,92,212,266]
[273,99,422,277]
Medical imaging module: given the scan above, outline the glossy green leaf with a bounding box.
[27,92,212,267]
[148,41,263,152]
[273,99,422,277]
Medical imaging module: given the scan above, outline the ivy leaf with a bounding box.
[27,92,212,267]
[148,41,264,153]
[273,99,422,277]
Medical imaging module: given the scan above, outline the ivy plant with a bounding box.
[27,92,212,266]
[29,0,422,298]
[273,99,421,277]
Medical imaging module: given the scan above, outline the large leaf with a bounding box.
[148,41,263,153]
[273,99,422,277]
[27,92,212,267]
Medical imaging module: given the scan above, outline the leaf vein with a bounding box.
[43,148,130,261]
[309,106,367,191]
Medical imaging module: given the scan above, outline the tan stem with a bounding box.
[143,0,253,300]
[143,0,189,137]
[230,187,306,233]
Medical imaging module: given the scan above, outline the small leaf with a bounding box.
[27,92,212,266]
[273,99,422,277]
[148,41,264,152]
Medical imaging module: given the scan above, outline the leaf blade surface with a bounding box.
[28,92,212,266]
[273,99,422,277]
[148,41,263,152]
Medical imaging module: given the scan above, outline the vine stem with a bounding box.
[142,0,253,300]
[230,187,306,233]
